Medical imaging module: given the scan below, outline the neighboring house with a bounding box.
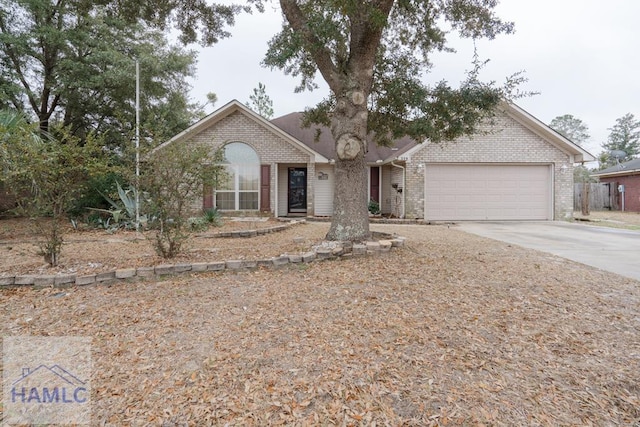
[592,158,640,212]
[156,99,594,221]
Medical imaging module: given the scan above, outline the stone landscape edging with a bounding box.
[0,219,406,289]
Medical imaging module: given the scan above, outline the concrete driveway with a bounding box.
[457,221,640,282]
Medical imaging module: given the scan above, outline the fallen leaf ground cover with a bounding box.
[0,217,314,276]
[1,220,640,425]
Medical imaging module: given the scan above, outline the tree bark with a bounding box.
[327,154,370,241]
[326,92,371,241]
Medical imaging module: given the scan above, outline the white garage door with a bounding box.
[424,164,552,221]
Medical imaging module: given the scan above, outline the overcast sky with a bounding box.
[189,0,639,161]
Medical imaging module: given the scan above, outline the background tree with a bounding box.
[247,82,274,118]
[572,165,596,184]
[549,114,590,146]
[0,0,203,149]
[206,92,219,109]
[598,113,640,169]
[263,0,524,241]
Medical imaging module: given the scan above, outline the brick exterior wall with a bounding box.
[403,110,574,220]
[182,111,315,216]
[380,164,405,217]
[599,175,640,212]
[171,106,575,220]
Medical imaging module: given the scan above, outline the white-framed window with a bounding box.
[215,142,259,210]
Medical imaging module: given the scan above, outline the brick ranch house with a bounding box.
[154,99,594,221]
[592,158,640,212]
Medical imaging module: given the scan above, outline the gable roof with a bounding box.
[592,157,640,177]
[272,102,596,165]
[159,99,595,165]
[152,100,329,163]
[270,112,417,164]
[503,102,595,163]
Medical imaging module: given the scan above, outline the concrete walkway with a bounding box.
[457,221,640,282]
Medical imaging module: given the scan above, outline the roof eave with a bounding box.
[592,168,640,178]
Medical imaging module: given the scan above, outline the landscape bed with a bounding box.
[1,218,639,425]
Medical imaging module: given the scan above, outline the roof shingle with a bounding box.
[593,157,640,176]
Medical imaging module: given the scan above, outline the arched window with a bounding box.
[215,142,259,210]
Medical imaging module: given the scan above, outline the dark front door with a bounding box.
[288,167,307,214]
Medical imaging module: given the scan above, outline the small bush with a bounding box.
[203,207,223,227]
[368,199,381,215]
[188,216,208,232]
[153,221,186,258]
[35,219,64,266]
[142,142,226,258]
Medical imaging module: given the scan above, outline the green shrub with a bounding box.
[368,199,381,215]
[69,172,124,218]
[203,207,223,227]
[188,216,208,232]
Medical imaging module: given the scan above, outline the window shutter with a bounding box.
[203,185,213,210]
[260,165,270,212]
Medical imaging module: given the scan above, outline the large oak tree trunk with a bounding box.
[326,93,371,241]
[327,153,370,241]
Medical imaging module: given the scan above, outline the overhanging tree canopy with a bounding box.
[262,0,524,241]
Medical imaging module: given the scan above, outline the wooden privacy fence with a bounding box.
[574,182,616,212]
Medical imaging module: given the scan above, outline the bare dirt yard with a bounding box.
[1,217,640,425]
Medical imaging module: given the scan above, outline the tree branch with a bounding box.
[0,14,40,114]
[279,0,341,92]
[347,0,394,89]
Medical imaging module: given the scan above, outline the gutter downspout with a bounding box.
[390,160,406,219]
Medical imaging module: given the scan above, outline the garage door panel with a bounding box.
[425,164,551,221]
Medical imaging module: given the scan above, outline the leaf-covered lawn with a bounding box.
[2,223,640,425]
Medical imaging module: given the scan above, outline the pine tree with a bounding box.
[248,83,274,119]
[599,113,640,168]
